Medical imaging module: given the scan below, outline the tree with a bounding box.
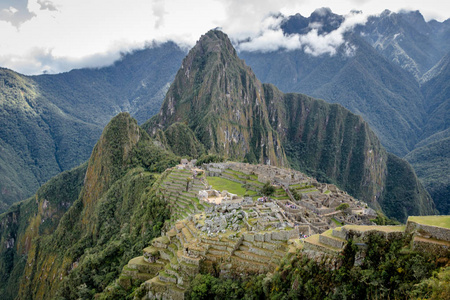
[336,203,350,211]
[261,181,275,197]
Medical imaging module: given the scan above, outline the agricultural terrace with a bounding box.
[408,216,450,229]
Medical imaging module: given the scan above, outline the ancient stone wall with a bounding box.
[406,221,450,242]
[413,238,450,257]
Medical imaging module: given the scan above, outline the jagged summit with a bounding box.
[144,29,287,166]
[281,8,345,35]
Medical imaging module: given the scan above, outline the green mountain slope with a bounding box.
[144,31,288,166]
[405,137,450,214]
[0,68,99,212]
[0,162,87,299]
[0,113,179,299]
[0,43,185,213]
[145,30,435,221]
[420,51,450,140]
[240,34,426,157]
[154,122,206,157]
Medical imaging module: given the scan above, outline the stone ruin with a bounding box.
[201,162,377,234]
[198,189,243,205]
[117,161,447,299]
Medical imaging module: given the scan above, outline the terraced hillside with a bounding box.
[114,164,450,300]
[156,168,210,222]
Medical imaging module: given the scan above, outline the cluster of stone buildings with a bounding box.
[200,162,376,235]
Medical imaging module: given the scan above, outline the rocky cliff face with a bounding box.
[262,85,387,207]
[145,30,434,221]
[144,30,287,166]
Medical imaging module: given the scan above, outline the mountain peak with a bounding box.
[311,7,333,17]
[144,29,286,166]
[81,112,142,222]
[281,7,344,35]
[183,29,238,71]
[196,30,234,51]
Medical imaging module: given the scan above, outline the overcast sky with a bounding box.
[1,0,449,75]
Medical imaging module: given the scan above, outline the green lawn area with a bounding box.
[331,218,343,226]
[345,225,406,232]
[408,216,450,229]
[207,176,257,196]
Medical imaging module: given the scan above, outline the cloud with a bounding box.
[236,10,368,57]
[0,0,36,27]
[0,47,121,75]
[0,0,448,75]
[37,0,58,11]
[220,0,299,39]
[152,0,166,29]
[235,15,301,52]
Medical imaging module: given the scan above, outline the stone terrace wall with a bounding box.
[406,221,450,242]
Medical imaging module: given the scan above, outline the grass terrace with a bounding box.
[345,225,406,232]
[331,218,343,226]
[227,169,258,180]
[408,216,450,229]
[207,176,258,196]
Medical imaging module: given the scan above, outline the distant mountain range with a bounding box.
[240,9,450,214]
[0,8,448,216]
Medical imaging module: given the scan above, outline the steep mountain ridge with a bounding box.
[239,10,449,217]
[0,112,179,299]
[240,33,426,156]
[144,31,287,166]
[145,30,435,221]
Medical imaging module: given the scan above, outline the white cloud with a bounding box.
[2,6,18,14]
[37,0,57,11]
[236,10,368,56]
[152,0,166,29]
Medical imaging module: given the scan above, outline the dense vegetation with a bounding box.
[155,122,206,158]
[0,162,88,299]
[186,234,449,300]
[0,113,179,299]
[405,137,450,214]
